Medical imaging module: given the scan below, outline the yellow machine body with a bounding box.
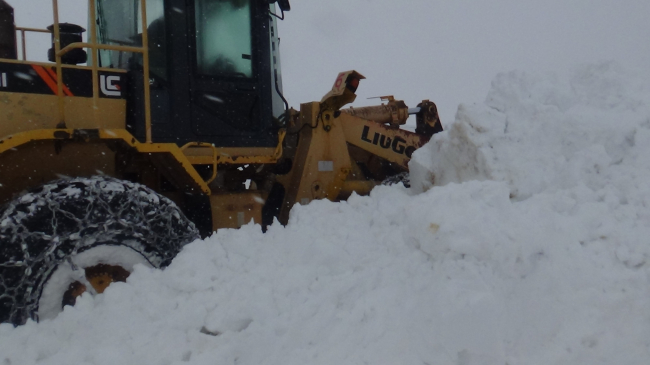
[0,0,444,326]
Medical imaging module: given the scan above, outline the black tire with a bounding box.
[0,177,199,325]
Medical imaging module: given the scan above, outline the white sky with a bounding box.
[9,0,650,124]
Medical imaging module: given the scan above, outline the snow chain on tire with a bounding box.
[0,177,199,325]
[382,172,411,188]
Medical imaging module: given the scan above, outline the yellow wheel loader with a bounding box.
[0,0,442,325]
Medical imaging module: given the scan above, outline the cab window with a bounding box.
[95,0,167,79]
[195,0,253,78]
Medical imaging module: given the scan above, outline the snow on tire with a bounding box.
[0,177,199,325]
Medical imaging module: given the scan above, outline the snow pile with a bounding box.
[2,62,650,364]
[410,62,650,199]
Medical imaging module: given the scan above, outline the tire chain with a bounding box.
[0,176,199,325]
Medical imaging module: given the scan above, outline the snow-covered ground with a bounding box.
[1,61,649,364]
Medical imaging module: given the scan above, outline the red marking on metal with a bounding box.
[44,67,73,96]
[31,65,59,95]
[334,73,344,89]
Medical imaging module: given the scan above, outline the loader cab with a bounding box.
[94,0,289,147]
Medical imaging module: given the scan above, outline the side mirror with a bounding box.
[272,0,290,12]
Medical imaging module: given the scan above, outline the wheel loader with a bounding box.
[0,0,442,326]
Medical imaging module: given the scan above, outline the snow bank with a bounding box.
[410,62,650,199]
[2,62,650,365]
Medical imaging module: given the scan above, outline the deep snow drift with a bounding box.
[1,62,650,365]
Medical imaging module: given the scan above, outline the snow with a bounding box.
[4,1,650,361]
[38,246,153,321]
[1,61,649,364]
[410,62,650,198]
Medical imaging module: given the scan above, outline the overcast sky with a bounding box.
[10,0,650,124]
